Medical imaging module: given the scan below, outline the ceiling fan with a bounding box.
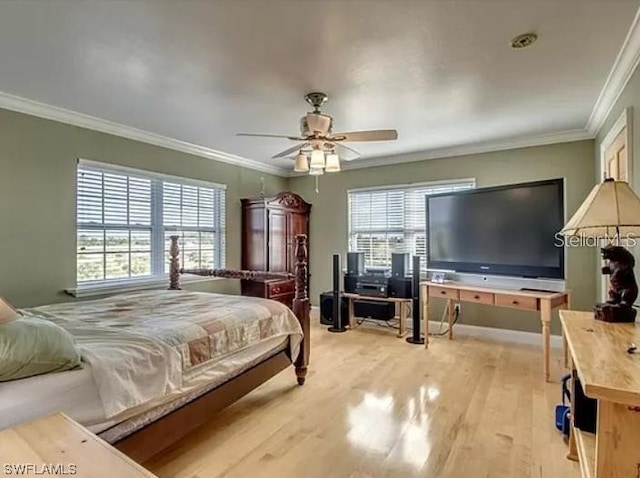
[237,92,398,174]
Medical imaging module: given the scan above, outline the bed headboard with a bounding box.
[168,234,310,384]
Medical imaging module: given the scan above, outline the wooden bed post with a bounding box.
[292,234,310,385]
[167,233,309,385]
[169,235,181,290]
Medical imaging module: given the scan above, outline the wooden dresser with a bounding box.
[240,192,311,308]
[561,310,640,478]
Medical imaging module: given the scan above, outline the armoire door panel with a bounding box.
[241,206,266,270]
[268,210,288,272]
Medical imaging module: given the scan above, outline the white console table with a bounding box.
[420,281,571,381]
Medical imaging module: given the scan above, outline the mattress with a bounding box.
[0,336,288,434]
[22,290,303,419]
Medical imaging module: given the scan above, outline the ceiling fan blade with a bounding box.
[272,142,309,159]
[330,129,398,142]
[327,142,360,161]
[237,133,304,140]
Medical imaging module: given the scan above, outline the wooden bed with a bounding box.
[112,234,310,463]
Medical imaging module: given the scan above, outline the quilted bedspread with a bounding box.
[24,290,303,418]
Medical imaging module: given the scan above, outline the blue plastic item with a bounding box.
[555,373,571,436]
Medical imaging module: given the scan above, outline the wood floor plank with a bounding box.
[146,316,580,478]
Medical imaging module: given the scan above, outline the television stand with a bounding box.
[420,281,571,381]
[342,292,412,338]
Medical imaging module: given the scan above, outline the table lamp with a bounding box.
[559,178,640,322]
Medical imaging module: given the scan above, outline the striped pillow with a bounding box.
[0,297,20,325]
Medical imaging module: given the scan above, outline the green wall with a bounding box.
[0,105,597,335]
[0,108,287,307]
[289,141,596,335]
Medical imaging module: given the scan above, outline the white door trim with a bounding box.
[598,107,634,301]
[599,106,634,182]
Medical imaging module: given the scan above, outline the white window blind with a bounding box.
[77,161,226,286]
[348,180,475,269]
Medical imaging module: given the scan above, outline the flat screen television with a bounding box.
[426,178,565,279]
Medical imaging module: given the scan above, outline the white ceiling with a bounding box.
[0,0,638,174]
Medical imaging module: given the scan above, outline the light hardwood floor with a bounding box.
[146,316,580,478]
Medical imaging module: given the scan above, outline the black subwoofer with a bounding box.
[354,299,395,321]
[320,292,348,326]
[319,293,396,324]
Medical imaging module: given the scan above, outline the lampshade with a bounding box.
[294,152,309,173]
[310,148,325,169]
[308,167,324,176]
[560,178,640,238]
[325,153,340,172]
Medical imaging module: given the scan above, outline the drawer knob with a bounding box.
[474,295,480,299]
[512,300,519,305]
[273,287,280,294]
[440,290,446,295]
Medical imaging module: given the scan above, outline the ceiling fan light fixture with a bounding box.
[236,93,398,177]
[294,152,309,173]
[325,153,340,172]
[310,149,325,169]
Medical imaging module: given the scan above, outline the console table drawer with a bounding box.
[495,294,537,310]
[460,290,494,305]
[429,287,459,300]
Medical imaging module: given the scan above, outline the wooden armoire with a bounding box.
[240,191,311,308]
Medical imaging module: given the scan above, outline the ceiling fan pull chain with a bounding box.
[315,175,319,194]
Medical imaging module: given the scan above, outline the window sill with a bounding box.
[65,275,222,299]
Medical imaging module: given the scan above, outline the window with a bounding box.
[76,160,226,287]
[348,180,475,269]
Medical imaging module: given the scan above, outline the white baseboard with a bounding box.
[428,320,563,349]
[311,306,562,349]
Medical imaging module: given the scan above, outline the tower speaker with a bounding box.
[346,252,365,276]
[407,255,425,345]
[391,253,410,278]
[328,253,347,333]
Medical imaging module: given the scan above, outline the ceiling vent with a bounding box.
[510,32,538,49]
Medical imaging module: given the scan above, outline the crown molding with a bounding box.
[0,91,286,176]
[585,7,640,137]
[321,128,593,174]
[0,96,607,180]
[0,90,593,179]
